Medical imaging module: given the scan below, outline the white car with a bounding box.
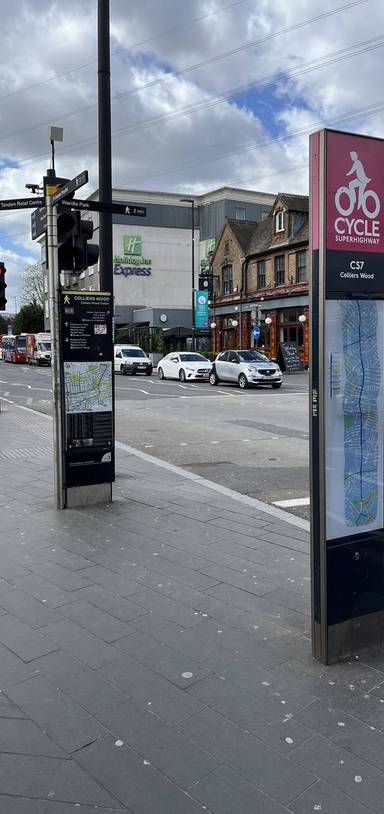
[157,352,212,382]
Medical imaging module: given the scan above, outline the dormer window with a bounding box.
[275,211,284,233]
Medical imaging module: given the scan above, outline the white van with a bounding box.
[114,345,153,376]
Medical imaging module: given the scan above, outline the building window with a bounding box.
[275,211,284,233]
[222,264,233,294]
[279,309,304,348]
[275,255,285,286]
[257,260,266,289]
[235,207,246,221]
[296,250,307,282]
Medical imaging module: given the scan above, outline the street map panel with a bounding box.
[325,299,384,540]
[64,361,112,414]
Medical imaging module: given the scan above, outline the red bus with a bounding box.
[2,334,27,363]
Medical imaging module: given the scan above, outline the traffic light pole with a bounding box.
[46,192,65,510]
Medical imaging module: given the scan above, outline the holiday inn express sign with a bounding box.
[113,235,152,277]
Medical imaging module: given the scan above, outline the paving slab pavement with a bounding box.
[0,400,384,812]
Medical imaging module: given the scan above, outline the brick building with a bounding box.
[210,193,309,365]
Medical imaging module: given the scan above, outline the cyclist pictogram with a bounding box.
[335,151,380,219]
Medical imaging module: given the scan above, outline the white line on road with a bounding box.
[0,380,52,392]
[273,497,310,508]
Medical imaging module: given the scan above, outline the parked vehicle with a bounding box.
[157,352,212,381]
[210,349,282,389]
[25,333,51,366]
[1,334,27,364]
[114,345,153,375]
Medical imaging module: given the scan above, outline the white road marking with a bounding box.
[273,497,310,508]
[0,380,52,392]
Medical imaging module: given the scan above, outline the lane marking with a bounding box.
[273,497,310,508]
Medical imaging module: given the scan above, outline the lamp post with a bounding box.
[180,198,195,350]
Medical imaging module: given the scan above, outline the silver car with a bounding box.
[210,349,282,389]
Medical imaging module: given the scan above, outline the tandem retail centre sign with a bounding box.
[113,235,152,277]
[310,128,384,664]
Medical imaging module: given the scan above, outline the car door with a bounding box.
[167,354,180,379]
[215,351,229,380]
[114,350,122,372]
[227,351,240,381]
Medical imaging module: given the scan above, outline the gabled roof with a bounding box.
[247,212,308,255]
[274,193,309,213]
[225,219,258,254]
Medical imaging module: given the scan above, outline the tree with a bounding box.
[13,304,44,335]
[20,262,44,308]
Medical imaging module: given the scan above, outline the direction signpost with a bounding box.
[0,174,147,509]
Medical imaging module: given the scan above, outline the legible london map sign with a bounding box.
[59,291,114,488]
[310,128,384,664]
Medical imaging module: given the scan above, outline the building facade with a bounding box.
[210,193,309,365]
[74,186,275,344]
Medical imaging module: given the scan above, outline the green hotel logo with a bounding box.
[123,235,142,256]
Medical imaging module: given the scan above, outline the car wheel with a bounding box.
[209,371,219,386]
[145,367,153,376]
[238,373,248,389]
[272,382,282,389]
[158,367,165,380]
[120,364,126,376]
[179,369,186,382]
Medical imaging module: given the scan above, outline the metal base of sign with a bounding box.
[65,482,112,509]
[323,611,384,664]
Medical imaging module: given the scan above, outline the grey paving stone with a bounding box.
[32,649,130,714]
[190,765,289,813]
[0,692,27,718]
[289,779,378,814]
[0,798,41,814]
[60,600,135,642]
[0,717,67,758]
[6,674,107,754]
[74,735,207,814]
[96,697,219,788]
[77,565,140,596]
[177,707,316,805]
[0,642,36,689]
[199,562,277,597]
[0,753,120,806]
[0,614,58,662]
[27,562,92,592]
[265,587,310,615]
[128,587,206,627]
[41,804,127,814]
[72,584,148,622]
[132,613,221,662]
[14,573,74,608]
[114,631,211,687]
[39,546,95,571]
[291,733,384,813]
[98,654,205,725]
[0,588,63,628]
[42,619,117,669]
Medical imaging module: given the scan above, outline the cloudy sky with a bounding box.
[0,0,383,310]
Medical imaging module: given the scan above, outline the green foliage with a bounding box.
[0,314,10,335]
[12,304,44,335]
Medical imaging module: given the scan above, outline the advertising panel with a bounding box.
[310,128,384,662]
[195,290,209,328]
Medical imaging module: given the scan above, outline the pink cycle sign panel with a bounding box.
[326,131,384,254]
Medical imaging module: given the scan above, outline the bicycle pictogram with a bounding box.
[335,151,380,219]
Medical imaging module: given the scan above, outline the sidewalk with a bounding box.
[1,402,384,813]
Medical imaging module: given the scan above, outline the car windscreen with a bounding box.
[179,354,207,362]
[37,342,51,351]
[238,351,269,362]
[121,349,146,358]
[16,338,26,351]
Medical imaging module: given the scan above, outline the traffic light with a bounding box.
[57,210,99,274]
[0,262,7,311]
[198,271,213,297]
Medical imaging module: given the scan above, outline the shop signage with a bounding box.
[200,236,216,268]
[113,234,152,277]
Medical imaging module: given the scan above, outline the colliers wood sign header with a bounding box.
[113,235,152,277]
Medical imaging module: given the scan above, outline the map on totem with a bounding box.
[64,361,112,414]
[325,299,384,541]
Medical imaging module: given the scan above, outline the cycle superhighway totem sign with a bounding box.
[310,128,384,664]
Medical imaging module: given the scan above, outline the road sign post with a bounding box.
[46,190,65,509]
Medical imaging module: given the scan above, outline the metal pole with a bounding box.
[46,193,64,509]
[98,0,113,292]
[191,200,195,350]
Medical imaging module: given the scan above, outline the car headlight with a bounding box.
[185,367,195,372]
[247,366,256,373]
